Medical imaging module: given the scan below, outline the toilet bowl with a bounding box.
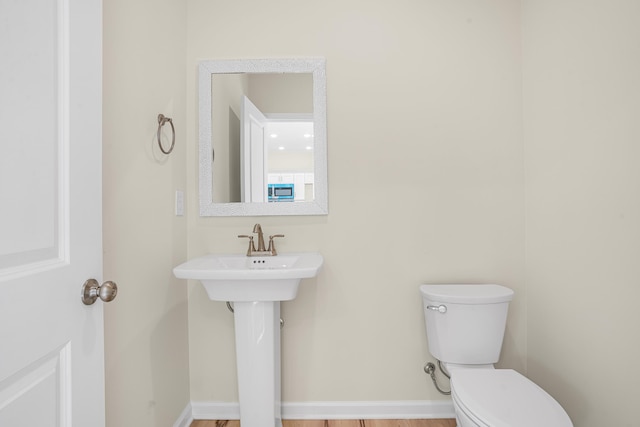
[450,368,572,427]
[420,284,572,427]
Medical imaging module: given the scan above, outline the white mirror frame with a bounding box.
[198,58,328,216]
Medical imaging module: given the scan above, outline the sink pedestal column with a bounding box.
[233,301,282,427]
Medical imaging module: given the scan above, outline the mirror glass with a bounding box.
[199,58,327,216]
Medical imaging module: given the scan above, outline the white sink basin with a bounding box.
[173,252,323,301]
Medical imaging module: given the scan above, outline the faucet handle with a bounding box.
[238,234,256,256]
[267,234,285,256]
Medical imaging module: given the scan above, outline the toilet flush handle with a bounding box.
[426,304,447,314]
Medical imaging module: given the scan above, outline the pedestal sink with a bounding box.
[173,252,323,427]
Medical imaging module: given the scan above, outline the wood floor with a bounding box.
[191,420,456,427]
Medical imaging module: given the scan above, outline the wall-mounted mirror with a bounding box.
[199,58,327,216]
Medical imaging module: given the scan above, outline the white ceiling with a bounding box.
[265,121,314,152]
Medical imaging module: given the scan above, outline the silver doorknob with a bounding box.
[81,279,118,305]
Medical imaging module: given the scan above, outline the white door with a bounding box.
[241,96,268,202]
[0,0,106,426]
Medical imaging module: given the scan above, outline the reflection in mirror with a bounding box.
[199,58,327,216]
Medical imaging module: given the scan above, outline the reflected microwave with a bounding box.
[268,183,294,202]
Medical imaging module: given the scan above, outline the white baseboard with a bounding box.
[191,401,240,420]
[186,400,455,421]
[173,402,194,427]
[283,400,456,420]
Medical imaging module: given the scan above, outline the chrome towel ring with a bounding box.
[157,113,175,154]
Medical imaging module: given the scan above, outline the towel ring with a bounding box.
[157,114,175,154]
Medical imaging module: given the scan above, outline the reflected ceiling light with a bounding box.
[278,146,285,150]
[303,133,313,138]
[270,133,278,138]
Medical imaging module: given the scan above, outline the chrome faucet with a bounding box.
[238,223,284,256]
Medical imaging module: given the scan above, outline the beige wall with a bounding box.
[523,1,640,426]
[248,73,314,114]
[211,73,247,203]
[101,1,640,425]
[103,0,190,425]
[186,0,525,403]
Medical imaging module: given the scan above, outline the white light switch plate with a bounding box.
[175,190,184,216]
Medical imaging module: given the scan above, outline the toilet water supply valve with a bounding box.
[424,360,451,395]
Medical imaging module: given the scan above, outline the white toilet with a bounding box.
[420,284,573,427]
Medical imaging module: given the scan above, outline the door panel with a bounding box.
[0,345,71,427]
[0,0,62,271]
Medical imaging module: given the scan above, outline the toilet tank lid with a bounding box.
[420,284,514,304]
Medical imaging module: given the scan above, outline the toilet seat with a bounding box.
[450,369,573,427]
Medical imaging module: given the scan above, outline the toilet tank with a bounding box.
[420,284,514,365]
